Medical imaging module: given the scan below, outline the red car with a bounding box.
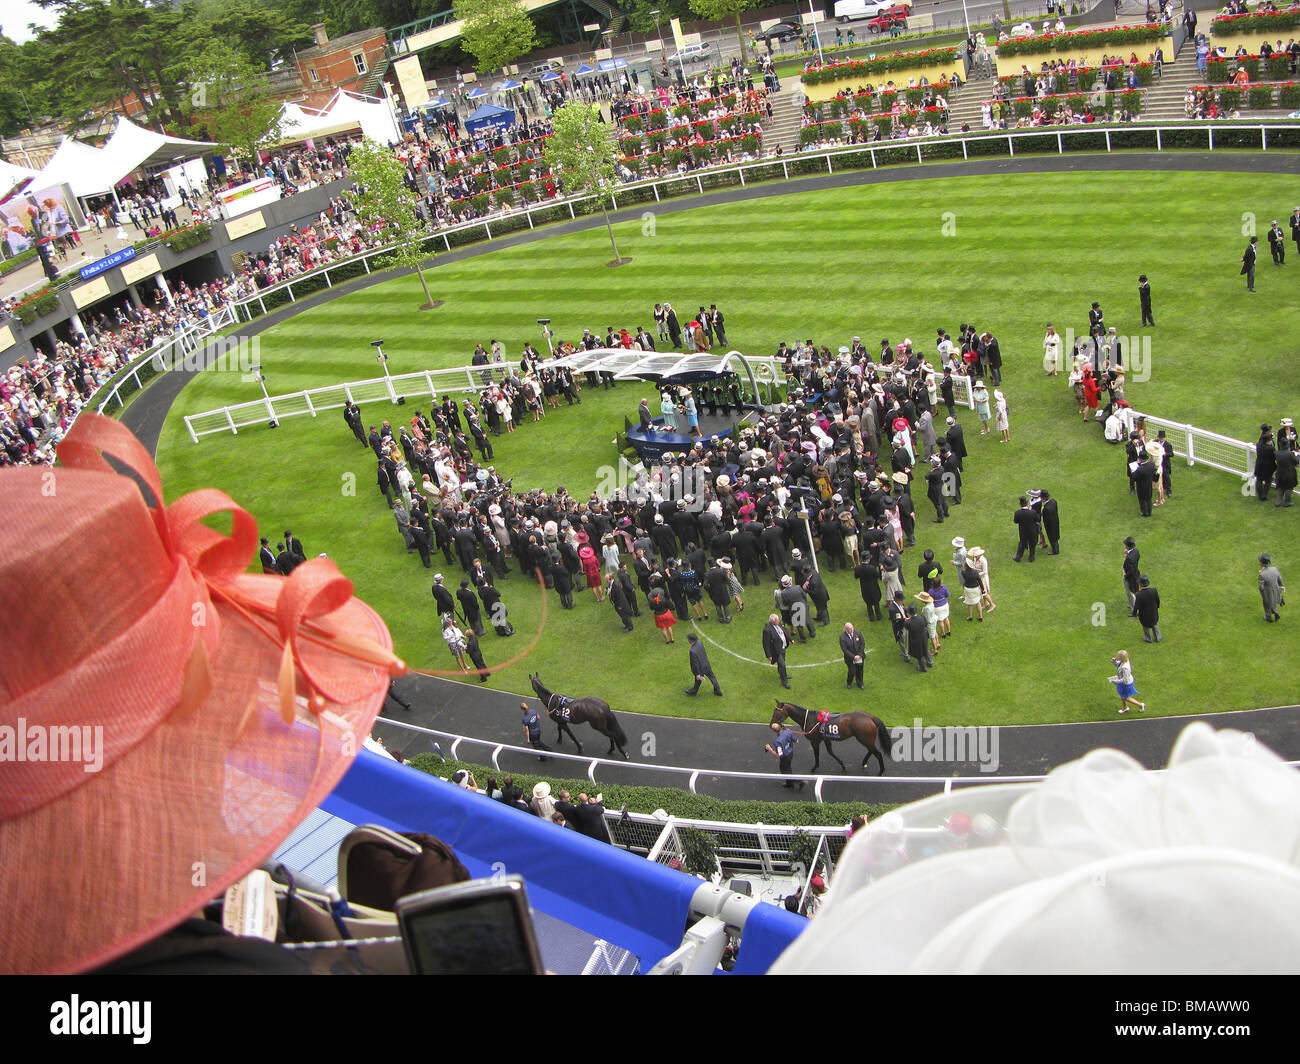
[867,5,910,33]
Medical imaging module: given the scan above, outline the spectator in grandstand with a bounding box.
[555,792,611,843]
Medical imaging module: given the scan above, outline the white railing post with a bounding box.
[1008,134,1014,156]
[568,202,576,219]
[1185,423,1196,466]
[303,392,316,418]
[1057,132,1063,153]
[184,415,198,444]
[1208,127,1214,150]
[1155,128,1161,151]
[781,160,789,179]
[962,137,968,159]
[653,181,661,201]
[425,371,437,399]
[224,408,238,436]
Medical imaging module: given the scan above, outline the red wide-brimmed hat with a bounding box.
[0,414,404,973]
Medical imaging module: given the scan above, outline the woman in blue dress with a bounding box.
[683,389,700,437]
[1108,649,1146,714]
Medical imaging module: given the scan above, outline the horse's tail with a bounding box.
[605,707,628,746]
[870,715,894,760]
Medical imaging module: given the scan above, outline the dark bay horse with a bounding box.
[770,701,893,775]
[530,674,630,760]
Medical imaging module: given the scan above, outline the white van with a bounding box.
[833,0,896,22]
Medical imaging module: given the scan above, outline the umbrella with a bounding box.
[540,70,562,83]
[467,86,489,99]
[574,64,595,76]
[499,78,523,92]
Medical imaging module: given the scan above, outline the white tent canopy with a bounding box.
[97,116,217,178]
[274,90,400,148]
[37,137,112,198]
[31,118,218,201]
[0,158,43,192]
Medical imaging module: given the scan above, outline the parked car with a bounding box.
[526,60,562,79]
[867,6,910,33]
[754,19,802,42]
[833,0,910,23]
[670,41,714,64]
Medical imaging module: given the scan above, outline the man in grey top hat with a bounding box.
[1259,554,1285,622]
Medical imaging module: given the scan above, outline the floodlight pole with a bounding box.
[807,0,825,67]
[372,339,397,402]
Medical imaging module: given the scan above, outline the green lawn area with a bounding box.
[155,169,1300,729]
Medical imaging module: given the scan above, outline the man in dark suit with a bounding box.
[1242,236,1258,291]
[1268,220,1286,265]
[944,417,967,469]
[1012,496,1039,562]
[457,578,485,634]
[1133,453,1156,518]
[1123,537,1141,615]
[275,542,296,576]
[840,621,866,689]
[1040,490,1060,554]
[665,303,682,349]
[1255,425,1277,502]
[762,613,792,688]
[698,306,714,346]
[1134,574,1162,642]
[259,537,278,574]
[432,574,457,618]
[904,606,931,672]
[925,455,948,523]
[1275,444,1298,508]
[1138,275,1154,326]
[710,304,726,346]
[683,632,723,696]
[607,575,635,632]
[555,792,610,843]
[1088,301,1104,336]
[368,426,383,457]
[344,402,367,445]
[550,560,575,609]
[285,531,305,564]
[638,397,652,431]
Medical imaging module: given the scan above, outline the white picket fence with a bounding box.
[89,305,238,417]
[1130,411,1257,480]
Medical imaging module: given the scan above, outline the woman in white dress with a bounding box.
[994,389,1010,443]
[968,546,996,612]
[1148,438,1167,506]
[1043,324,1062,376]
[442,616,469,671]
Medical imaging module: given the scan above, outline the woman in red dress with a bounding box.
[1082,366,1100,423]
[648,581,677,644]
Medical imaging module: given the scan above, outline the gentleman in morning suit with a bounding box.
[1123,537,1141,614]
[683,632,723,696]
[1242,236,1258,291]
[1134,574,1162,643]
[1040,490,1060,554]
[259,537,278,574]
[1012,496,1039,562]
[1133,452,1156,518]
[1259,554,1285,622]
[763,613,792,688]
[840,622,866,689]
[1138,274,1154,326]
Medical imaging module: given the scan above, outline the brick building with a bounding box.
[294,24,390,109]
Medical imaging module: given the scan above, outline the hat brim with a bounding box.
[3,563,392,974]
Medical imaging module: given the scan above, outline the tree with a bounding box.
[542,101,631,268]
[688,0,761,62]
[184,42,283,175]
[623,0,692,36]
[345,139,442,310]
[454,0,537,75]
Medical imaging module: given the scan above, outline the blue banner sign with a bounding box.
[79,245,135,281]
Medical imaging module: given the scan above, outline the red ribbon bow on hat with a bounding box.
[59,414,406,727]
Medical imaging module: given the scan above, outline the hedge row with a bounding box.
[620,94,745,133]
[619,134,763,169]
[1211,10,1300,36]
[1204,54,1296,83]
[0,246,38,276]
[994,23,1166,59]
[407,755,893,826]
[14,289,60,325]
[1203,82,1300,110]
[162,223,213,253]
[801,46,960,86]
